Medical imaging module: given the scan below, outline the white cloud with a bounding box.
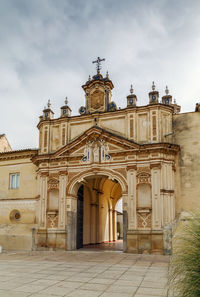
[0,0,200,149]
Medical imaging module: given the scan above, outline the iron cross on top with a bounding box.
[92,57,105,74]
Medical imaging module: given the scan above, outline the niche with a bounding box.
[137,184,151,209]
[48,189,59,211]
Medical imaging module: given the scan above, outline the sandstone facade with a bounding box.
[0,64,199,253]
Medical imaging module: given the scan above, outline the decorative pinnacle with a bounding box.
[88,75,91,81]
[106,71,109,78]
[165,86,169,95]
[130,84,134,94]
[152,81,156,91]
[65,97,68,105]
[47,99,51,108]
[92,57,105,74]
[174,98,177,104]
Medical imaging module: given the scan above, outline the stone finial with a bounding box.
[165,86,169,95]
[152,81,156,91]
[130,84,134,94]
[106,71,109,79]
[174,98,177,104]
[47,99,51,108]
[65,96,68,105]
[88,75,91,81]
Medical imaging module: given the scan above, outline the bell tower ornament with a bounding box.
[81,57,116,114]
[162,86,172,105]
[127,84,137,107]
[149,81,159,104]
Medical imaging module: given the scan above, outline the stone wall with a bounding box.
[173,112,200,213]
[0,154,38,250]
[0,134,11,152]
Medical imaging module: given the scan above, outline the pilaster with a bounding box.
[127,167,137,230]
[39,173,48,228]
[151,163,161,229]
[58,172,67,229]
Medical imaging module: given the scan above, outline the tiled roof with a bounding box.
[0,148,38,155]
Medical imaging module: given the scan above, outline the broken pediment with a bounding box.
[53,126,139,160]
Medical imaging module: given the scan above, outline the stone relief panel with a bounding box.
[82,140,111,163]
[47,212,58,228]
[39,171,67,230]
[136,167,151,184]
[137,211,152,228]
[48,178,59,191]
[90,89,104,110]
[47,177,59,227]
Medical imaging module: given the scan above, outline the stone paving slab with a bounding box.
[0,250,169,297]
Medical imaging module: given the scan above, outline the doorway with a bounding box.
[76,176,123,251]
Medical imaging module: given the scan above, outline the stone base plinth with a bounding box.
[35,229,67,250]
[126,230,164,254]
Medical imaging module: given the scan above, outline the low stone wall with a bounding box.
[0,224,33,250]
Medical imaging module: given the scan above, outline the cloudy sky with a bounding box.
[1,0,200,149]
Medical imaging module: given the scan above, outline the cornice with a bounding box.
[37,102,175,128]
[32,133,179,166]
[0,149,38,161]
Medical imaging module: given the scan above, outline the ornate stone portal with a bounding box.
[0,58,182,253]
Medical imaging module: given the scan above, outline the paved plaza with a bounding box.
[0,250,169,297]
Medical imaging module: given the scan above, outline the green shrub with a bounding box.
[168,212,200,297]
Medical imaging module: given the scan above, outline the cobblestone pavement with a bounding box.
[0,250,169,297]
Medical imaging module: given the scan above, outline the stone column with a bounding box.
[90,203,97,244]
[109,208,113,242]
[98,200,102,243]
[66,195,77,250]
[112,210,117,241]
[122,193,128,252]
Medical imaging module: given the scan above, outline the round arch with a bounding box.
[66,167,128,252]
[67,168,128,197]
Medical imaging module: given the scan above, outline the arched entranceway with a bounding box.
[76,175,123,251]
[66,169,128,252]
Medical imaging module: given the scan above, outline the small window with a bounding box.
[10,173,20,189]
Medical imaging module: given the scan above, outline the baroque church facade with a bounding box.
[0,58,199,254]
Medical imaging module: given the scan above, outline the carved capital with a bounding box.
[150,163,161,169]
[40,172,49,177]
[48,178,59,191]
[126,165,137,171]
[59,170,68,176]
[160,189,174,194]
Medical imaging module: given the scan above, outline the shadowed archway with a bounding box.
[76,175,124,251]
